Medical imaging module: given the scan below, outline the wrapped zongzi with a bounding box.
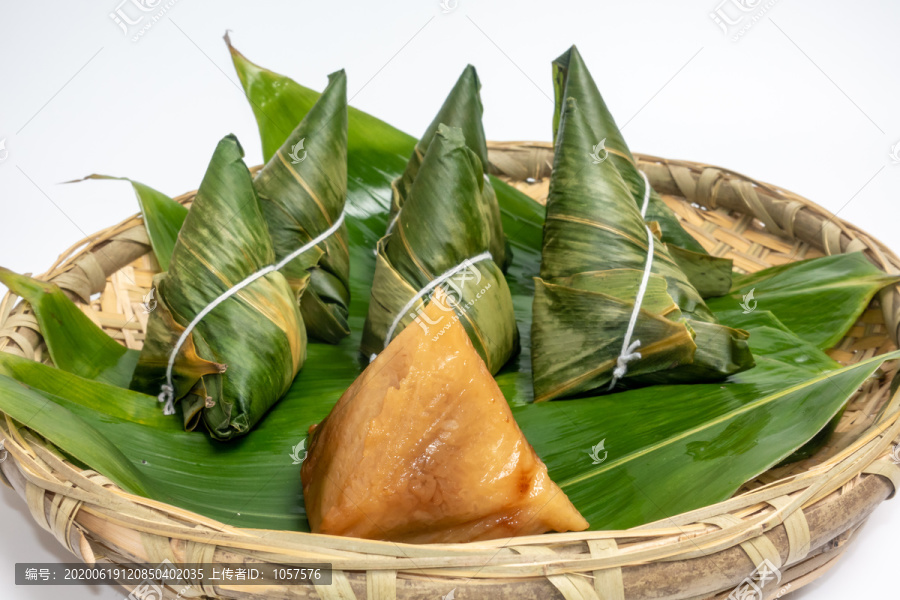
[553,45,732,298]
[254,70,351,343]
[388,65,511,271]
[131,135,306,440]
[362,124,519,374]
[531,98,753,401]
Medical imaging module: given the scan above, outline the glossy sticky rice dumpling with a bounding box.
[301,289,588,543]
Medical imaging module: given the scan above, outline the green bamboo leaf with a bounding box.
[707,252,900,348]
[0,323,886,531]
[75,175,187,271]
[130,135,306,440]
[0,350,340,529]
[389,65,510,271]
[254,69,351,344]
[523,348,899,529]
[0,268,139,387]
[532,97,752,399]
[0,372,164,500]
[226,33,413,173]
[361,124,519,374]
[552,45,732,296]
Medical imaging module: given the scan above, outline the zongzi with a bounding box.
[553,45,732,298]
[131,135,306,440]
[388,65,511,271]
[531,98,753,401]
[362,123,519,374]
[303,289,588,543]
[254,70,351,343]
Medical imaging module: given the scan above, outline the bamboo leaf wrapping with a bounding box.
[130,135,305,440]
[362,124,519,374]
[389,65,511,272]
[552,45,733,297]
[532,98,752,401]
[254,70,351,344]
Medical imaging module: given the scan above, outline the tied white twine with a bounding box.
[609,171,654,390]
[383,213,401,238]
[157,210,347,416]
[369,250,494,362]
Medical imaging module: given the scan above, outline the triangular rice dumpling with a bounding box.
[303,289,587,543]
[552,45,732,297]
[131,135,305,440]
[362,123,519,374]
[389,65,510,271]
[531,98,753,401]
[254,70,351,344]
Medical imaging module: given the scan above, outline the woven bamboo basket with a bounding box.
[1,142,899,600]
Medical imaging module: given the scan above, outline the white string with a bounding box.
[609,171,654,390]
[370,251,493,362]
[384,212,401,238]
[157,210,347,415]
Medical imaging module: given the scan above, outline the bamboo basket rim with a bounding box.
[1,143,899,600]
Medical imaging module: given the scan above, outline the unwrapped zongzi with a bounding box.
[304,289,587,543]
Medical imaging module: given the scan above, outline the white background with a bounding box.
[1,0,899,598]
